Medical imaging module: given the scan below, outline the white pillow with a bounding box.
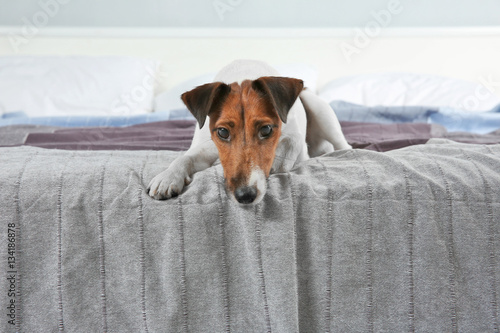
[154,72,215,113]
[319,73,500,112]
[154,63,318,113]
[0,56,160,116]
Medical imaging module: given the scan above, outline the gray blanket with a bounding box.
[1,142,499,332]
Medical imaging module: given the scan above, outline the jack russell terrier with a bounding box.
[148,60,351,204]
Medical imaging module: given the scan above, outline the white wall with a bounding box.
[0,0,499,92]
[0,0,499,28]
[1,34,499,92]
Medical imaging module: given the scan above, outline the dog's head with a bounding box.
[182,76,303,204]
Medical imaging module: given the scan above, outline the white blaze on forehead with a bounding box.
[248,167,267,203]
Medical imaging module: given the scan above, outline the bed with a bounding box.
[0,51,499,332]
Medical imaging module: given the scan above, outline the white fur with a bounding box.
[148,60,351,201]
[248,167,266,204]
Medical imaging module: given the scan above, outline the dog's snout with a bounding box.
[234,186,258,204]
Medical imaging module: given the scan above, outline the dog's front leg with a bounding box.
[270,101,309,174]
[271,133,308,174]
[148,140,219,200]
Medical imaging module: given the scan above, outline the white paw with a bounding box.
[148,157,192,200]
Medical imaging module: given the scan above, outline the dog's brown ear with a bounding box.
[251,77,304,123]
[181,82,231,129]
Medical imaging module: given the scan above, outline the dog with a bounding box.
[148,60,351,204]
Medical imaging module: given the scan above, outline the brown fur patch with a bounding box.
[209,81,282,192]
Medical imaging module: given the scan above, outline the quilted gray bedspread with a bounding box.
[1,141,499,332]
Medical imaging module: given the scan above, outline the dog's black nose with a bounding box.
[234,186,258,204]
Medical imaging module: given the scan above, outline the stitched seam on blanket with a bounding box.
[287,172,300,331]
[214,167,231,332]
[402,165,416,333]
[462,151,499,332]
[177,197,189,332]
[255,205,272,333]
[318,160,335,333]
[56,164,64,332]
[56,152,74,332]
[98,154,112,333]
[353,150,374,333]
[138,159,149,333]
[13,151,38,332]
[433,159,458,333]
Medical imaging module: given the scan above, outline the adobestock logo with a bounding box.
[456,74,500,111]
[213,0,244,21]
[340,0,403,64]
[8,0,71,53]
[110,65,165,115]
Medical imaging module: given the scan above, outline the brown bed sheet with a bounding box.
[1,120,499,152]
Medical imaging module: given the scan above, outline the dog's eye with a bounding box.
[259,125,273,138]
[217,127,230,140]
